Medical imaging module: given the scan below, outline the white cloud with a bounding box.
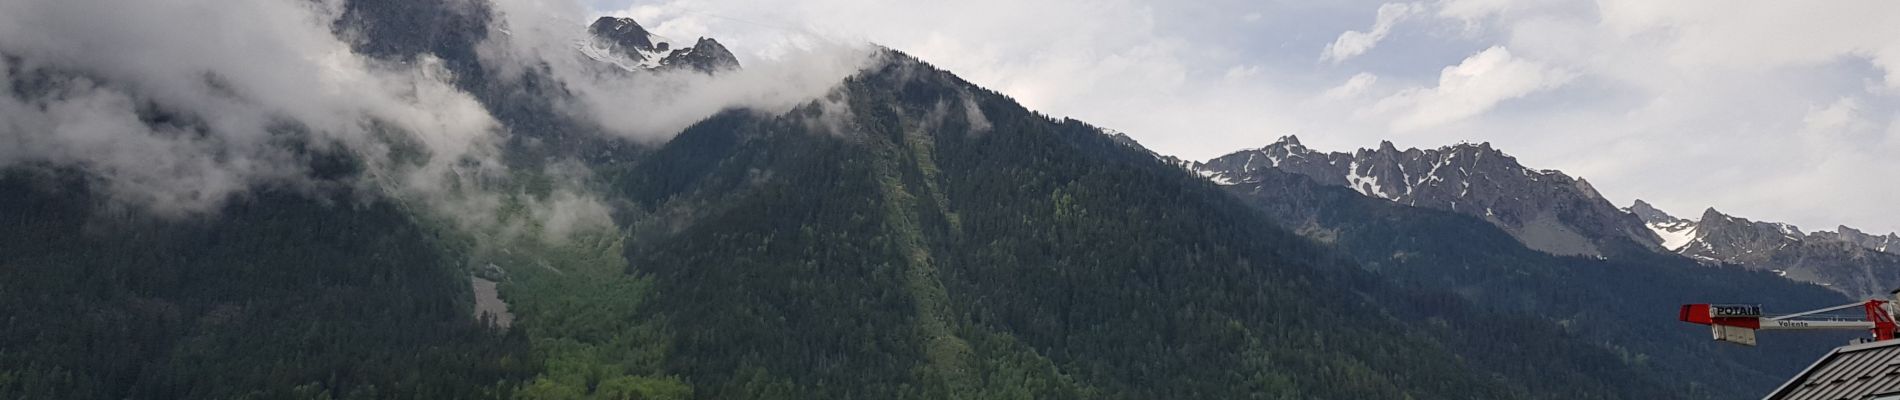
[1436,0,1512,24]
[1225,64,1263,81]
[1800,98,1872,139]
[0,0,603,243]
[603,0,1308,160]
[1458,1,1900,234]
[1373,46,1571,131]
[0,0,871,243]
[0,0,498,215]
[1321,2,1420,64]
[1324,72,1379,99]
[482,0,876,143]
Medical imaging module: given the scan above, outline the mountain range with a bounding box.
[1191,136,1900,299]
[1194,136,1663,257]
[0,1,1886,399]
[1627,201,1900,298]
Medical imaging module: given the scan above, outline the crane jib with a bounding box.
[1678,299,1900,347]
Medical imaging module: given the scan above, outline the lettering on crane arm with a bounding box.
[1774,320,1811,328]
[1711,304,1763,318]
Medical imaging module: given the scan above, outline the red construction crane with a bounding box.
[1679,297,1899,346]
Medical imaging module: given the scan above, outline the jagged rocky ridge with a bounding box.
[583,17,739,73]
[1187,135,1900,297]
[1626,201,1900,298]
[1193,136,1662,257]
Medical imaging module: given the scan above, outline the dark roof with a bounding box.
[1769,340,1900,400]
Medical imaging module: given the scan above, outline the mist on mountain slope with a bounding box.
[0,0,498,216]
[479,0,877,142]
[0,0,874,242]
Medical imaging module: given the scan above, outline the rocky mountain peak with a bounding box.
[1625,199,1682,225]
[1678,208,1805,259]
[1625,200,1698,251]
[660,37,741,73]
[1195,138,1662,256]
[1812,225,1900,253]
[589,17,657,53]
[1644,205,1900,297]
[1264,135,1311,155]
[1698,207,1727,223]
[581,17,741,73]
[1620,198,1900,297]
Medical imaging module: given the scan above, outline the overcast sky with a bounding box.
[586,0,1900,235]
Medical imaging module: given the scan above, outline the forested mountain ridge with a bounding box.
[0,0,1860,398]
[601,52,1724,399]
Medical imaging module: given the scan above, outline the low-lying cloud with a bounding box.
[481,0,875,142]
[0,0,874,241]
[0,0,497,216]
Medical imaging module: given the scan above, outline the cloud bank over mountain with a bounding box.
[482,0,874,142]
[597,0,1900,234]
[0,0,873,238]
[0,0,498,214]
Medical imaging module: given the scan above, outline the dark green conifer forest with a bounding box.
[0,0,1860,398]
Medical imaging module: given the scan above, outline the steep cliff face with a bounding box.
[1196,136,1661,257]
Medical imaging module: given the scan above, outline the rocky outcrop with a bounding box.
[1627,201,1900,298]
[584,17,741,73]
[659,37,741,73]
[1195,136,1661,256]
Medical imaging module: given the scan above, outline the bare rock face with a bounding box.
[1625,201,1900,298]
[470,277,514,329]
[1193,134,1900,297]
[659,37,741,73]
[585,17,741,73]
[589,17,659,56]
[1194,136,1661,257]
[1812,226,1900,254]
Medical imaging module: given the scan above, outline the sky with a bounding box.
[592,0,1900,235]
